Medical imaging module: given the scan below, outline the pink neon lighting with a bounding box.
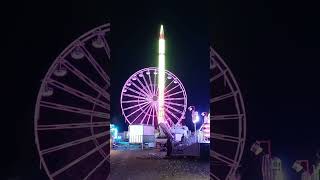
[120,67,187,128]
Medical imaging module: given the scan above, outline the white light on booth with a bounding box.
[129,125,143,143]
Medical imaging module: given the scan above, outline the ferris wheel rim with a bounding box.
[120,67,187,127]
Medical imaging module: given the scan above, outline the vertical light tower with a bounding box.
[158,25,165,124]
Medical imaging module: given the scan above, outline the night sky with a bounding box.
[208,1,320,179]
[3,0,320,179]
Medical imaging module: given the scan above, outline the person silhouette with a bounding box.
[166,138,172,156]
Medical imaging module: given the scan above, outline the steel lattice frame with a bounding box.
[34,24,111,180]
[209,46,246,180]
[120,67,187,128]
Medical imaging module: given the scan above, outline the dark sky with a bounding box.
[208,1,320,179]
[3,0,320,179]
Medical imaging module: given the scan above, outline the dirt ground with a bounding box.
[110,146,210,180]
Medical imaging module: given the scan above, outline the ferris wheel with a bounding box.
[209,46,247,180]
[120,67,187,128]
[34,24,111,180]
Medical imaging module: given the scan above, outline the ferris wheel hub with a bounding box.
[152,96,158,101]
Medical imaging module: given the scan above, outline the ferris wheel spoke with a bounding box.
[155,85,159,96]
[210,69,227,82]
[153,73,157,95]
[140,104,152,124]
[126,102,149,119]
[164,84,180,95]
[164,108,180,122]
[164,101,185,108]
[122,93,147,100]
[51,140,110,178]
[135,76,151,96]
[141,75,153,95]
[211,114,244,121]
[164,114,174,125]
[210,91,238,103]
[40,101,110,119]
[123,101,149,111]
[210,133,242,143]
[125,86,148,98]
[41,131,109,155]
[81,46,111,85]
[100,35,111,59]
[122,99,147,103]
[153,104,159,125]
[164,97,185,101]
[37,122,109,131]
[165,90,183,98]
[210,150,236,167]
[131,81,149,96]
[83,154,110,180]
[147,72,154,95]
[130,103,150,124]
[164,104,183,114]
[152,105,156,125]
[47,79,109,109]
[210,48,218,70]
[62,60,110,100]
[146,107,154,125]
[164,79,174,92]
[210,172,221,180]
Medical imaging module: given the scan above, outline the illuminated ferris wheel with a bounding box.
[209,46,247,180]
[34,24,111,180]
[120,67,187,128]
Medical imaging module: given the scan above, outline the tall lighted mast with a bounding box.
[158,25,165,124]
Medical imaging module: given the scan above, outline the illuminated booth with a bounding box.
[128,124,155,144]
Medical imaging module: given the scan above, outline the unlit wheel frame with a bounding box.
[210,46,246,180]
[35,24,111,180]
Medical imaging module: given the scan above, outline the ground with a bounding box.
[110,145,210,180]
